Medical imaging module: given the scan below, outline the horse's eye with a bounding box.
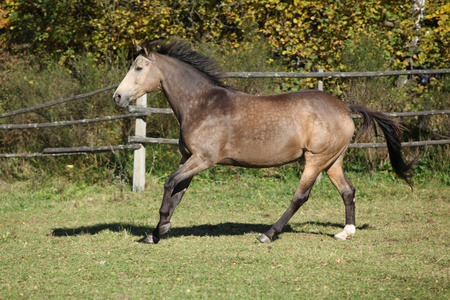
[136,66,143,71]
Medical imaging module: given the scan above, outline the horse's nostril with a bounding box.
[114,93,121,103]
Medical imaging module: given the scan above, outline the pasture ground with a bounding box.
[0,170,448,299]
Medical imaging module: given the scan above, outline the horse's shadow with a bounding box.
[51,221,370,242]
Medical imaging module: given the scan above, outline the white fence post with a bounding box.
[133,94,147,192]
[318,68,323,91]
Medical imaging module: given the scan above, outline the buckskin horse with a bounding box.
[113,40,416,244]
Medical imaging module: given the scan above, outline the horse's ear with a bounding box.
[135,40,150,56]
[135,41,142,52]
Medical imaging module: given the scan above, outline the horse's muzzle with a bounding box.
[113,92,129,108]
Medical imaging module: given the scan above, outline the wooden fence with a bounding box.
[1,69,449,191]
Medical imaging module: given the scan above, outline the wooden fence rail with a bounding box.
[223,68,450,79]
[0,68,449,191]
[0,144,141,158]
[127,105,450,119]
[127,136,450,149]
[0,113,147,130]
[0,85,118,120]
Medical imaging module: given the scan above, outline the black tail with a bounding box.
[348,103,418,186]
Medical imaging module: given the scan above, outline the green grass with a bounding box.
[0,171,448,299]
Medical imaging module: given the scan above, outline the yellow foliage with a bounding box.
[0,0,448,70]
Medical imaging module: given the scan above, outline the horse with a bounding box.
[113,40,416,244]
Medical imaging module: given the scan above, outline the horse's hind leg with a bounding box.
[326,157,356,240]
[258,163,321,243]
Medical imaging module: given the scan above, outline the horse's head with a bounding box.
[113,42,162,108]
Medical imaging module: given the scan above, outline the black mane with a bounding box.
[140,40,233,90]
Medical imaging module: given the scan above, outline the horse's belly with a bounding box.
[218,136,304,168]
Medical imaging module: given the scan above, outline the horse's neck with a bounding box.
[158,58,213,124]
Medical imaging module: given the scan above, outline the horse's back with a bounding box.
[233,89,354,139]
[254,90,350,115]
[256,90,355,153]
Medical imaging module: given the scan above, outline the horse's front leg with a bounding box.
[158,175,194,234]
[142,176,192,244]
[143,155,213,244]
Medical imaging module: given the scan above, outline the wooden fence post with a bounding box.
[133,94,147,192]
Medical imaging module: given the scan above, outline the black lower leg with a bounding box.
[343,187,356,225]
[159,177,193,225]
[143,177,193,244]
[259,186,312,242]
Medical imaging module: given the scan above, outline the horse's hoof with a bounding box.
[142,233,160,244]
[333,232,347,240]
[257,233,271,243]
[334,224,355,240]
[159,222,172,235]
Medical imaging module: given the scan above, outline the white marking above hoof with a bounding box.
[334,225,356,240]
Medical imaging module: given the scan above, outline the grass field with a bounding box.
[0,170,448,299]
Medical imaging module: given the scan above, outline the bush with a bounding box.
[1,1,448,70]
